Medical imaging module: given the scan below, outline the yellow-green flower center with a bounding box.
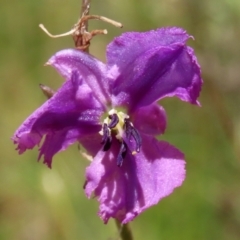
[100,109,129,140]
[99,109,142,166]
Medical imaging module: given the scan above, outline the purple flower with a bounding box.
[12,27,202,224]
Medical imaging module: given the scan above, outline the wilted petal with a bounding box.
[107,27,202,110]
[85,135,185,224]
[12,71,103,167]
[131,103,167,135]
[48,49,110,106]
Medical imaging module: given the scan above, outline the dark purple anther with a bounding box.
[116,141,127,167]
[124,119,142,152]
[101,123,112,151]
[108,113,119,129]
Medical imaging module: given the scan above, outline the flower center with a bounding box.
[99,109,142,166]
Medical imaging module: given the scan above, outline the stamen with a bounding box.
[117,141,127,167]
[124,119,142,153]
[103,138,112,151]
[108,113,119,129]
[100,110,142,166]
[129,126,142,152]
[101,123,112,151]
[124,119,132,139]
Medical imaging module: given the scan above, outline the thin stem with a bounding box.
[81,0,91,31]
[81,15,123,28]
[39,24,75,38]
[39,0,122,51]
[115,220,133,240]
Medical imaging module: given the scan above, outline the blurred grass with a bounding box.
[1,0,240,239]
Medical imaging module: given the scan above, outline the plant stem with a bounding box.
[115,220,134,240]
[81,0,90,31]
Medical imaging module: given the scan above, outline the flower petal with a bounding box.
[12,71,103,167]
[47,49,110,106]
[131,103,167,135]
[107,27,202,110]
[79,133,102,157]
[85,135,185,224]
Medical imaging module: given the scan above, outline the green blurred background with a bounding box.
[1,0,240,239]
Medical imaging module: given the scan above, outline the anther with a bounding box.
[124,119,142,153]
[100,110,141,166]
[129,127,142,152]
[117,141,127,167]
[108,113,119,129]
[101,123,112,151]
